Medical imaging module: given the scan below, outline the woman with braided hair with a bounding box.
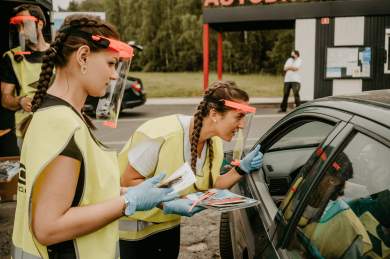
[118,80,263,258]
[12,15,177,259]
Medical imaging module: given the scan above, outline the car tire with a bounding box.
[219,212,234,259]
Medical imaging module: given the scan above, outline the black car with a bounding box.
[83,75,146,115]
[220,90,390,259]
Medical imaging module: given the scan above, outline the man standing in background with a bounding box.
[279,50,302,113]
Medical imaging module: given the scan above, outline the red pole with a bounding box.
[203,24,209,91]
[217,32,223,80]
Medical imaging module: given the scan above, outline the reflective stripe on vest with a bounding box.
[12,245,41,259]
[118,115,224,240]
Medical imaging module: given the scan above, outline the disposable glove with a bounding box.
[163,197,205,217]
[239,144,263,174]
[124,173,178,215]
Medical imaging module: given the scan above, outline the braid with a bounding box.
[31,32,66,112]
[191,100,208,174]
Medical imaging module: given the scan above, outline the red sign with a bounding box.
[204,0,287,7]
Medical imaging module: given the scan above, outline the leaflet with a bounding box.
[186,189,259,212]
[157,162,196,194]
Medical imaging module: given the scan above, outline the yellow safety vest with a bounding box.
[117,115,223,240]
[12,106,120,259]
[303,200,372,258]
[4,47,42,137]
[360,212,390,259]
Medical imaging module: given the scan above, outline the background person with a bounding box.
[0,4,50,146]
[118,80,263,259]
[279,50,302,113]
[12,15,176,259]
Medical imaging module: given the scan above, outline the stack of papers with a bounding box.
[186,189,259,212]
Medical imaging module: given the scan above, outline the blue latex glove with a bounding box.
[239,144,263,174]
[124,174,178,215]
[163,197,205,217]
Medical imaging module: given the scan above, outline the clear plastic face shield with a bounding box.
[9,15,38,54]
[91,35,134,128]
[222,100,256,165]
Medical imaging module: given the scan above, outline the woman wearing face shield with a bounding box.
[0,4,50,148]
[12,15,176,259]
[118,81,264,259]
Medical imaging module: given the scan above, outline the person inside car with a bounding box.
[282,151,372,258]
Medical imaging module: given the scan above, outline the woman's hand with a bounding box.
[123,173,178,215]
[239,144,263,174]
[162,198,205,217]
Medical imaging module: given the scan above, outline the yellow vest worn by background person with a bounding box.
[360,212,390,259]
[117,115,224,240]
[12,106,120,259]
[4,47,42,137]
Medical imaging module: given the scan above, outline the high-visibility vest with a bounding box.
[12,106,120,259]
[304,199,372,258]
[4,47,42,137]
[117,115,224,240]
[360,212,390,259]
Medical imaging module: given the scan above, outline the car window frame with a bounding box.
[276,122,355,249]
[247,109,353,251]
[278,118,390,257]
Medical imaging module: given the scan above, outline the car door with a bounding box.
[229,106,353,259]
[276,115,390,259]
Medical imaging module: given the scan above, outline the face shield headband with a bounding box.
[203,96,256,114]
[9,15,39,54]
[58,28,134,59]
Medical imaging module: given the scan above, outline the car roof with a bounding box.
[303,90,390,128]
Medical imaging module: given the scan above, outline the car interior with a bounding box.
[260,120,335,207]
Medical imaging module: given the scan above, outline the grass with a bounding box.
[129,72,284,98]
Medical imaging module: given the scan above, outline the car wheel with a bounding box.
[219,212,234,259]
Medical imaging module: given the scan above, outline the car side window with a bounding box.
[270,121,334,151]
[261,120,335,205]
[285,132,390,259]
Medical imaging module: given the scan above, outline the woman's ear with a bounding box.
[76,45,91,67]
[209,107,218,122]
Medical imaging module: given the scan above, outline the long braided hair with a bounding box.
[191,80,249,179]
[21,15,119,136]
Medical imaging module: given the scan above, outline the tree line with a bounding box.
[64,0,299,74]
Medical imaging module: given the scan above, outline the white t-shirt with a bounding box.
[284,57,302,83]
[127,115,207,177]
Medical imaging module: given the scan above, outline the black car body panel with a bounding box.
[222,90,390,259]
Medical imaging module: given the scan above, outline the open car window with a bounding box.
[252,118,337,239]
[261,120,335,203]
[285,132,390,259]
